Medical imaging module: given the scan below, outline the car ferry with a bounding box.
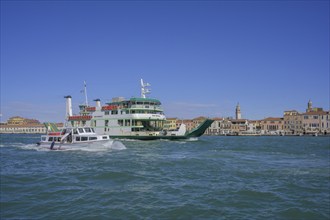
[66,79,213,140]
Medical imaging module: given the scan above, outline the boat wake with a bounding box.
[60,140,127,152]
[8,140,126,152]
[186,137,199,142]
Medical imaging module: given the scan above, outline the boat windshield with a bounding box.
[85,128,92,133]
[61,128,72,135]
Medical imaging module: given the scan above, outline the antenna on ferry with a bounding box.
[140,78,151,98]
[83,81,88,106]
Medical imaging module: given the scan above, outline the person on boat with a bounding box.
[67,132,72,143]
[50,140,55,150]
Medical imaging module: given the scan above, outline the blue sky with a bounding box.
[1,0,329,122]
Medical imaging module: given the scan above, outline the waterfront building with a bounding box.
[0,122,64,134]
[0,124,46,134]
[164,118,178,131]
[320,111,330,134]
[247,120,261,135]
[260,117,284,135]
[284,100,330,135]
[283,110,302,135]
[304,100,329,134]
[176,119,194,131]
[205,117,232,135]
[301,110,329,134]
[0,116,63,134]
[6,116,40,126]
[230,119,248,134]
[177,117,209,132]
[206,103,259,136]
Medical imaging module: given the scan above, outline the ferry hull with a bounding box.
[109,135,190,140]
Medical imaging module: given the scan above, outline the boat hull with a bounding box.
[38,140,113,150]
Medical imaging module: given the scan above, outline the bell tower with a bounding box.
[307,99,312,112]
[235,103,241,120]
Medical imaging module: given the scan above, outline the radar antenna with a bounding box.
[140,78,151,98]
[82,81,88,106]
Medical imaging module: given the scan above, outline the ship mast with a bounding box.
[83,81,88,106]
[140,79,151,98]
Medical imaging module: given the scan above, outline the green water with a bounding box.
[1,134,329,219]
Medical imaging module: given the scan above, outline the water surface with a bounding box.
[1,134,329,219]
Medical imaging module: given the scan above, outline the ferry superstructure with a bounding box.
[66,79,213,140]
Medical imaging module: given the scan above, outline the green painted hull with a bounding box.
[110,119,214,140]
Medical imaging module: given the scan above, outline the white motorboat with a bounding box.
[38,126,112,150]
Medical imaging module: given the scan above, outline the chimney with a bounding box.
[64,96,73,118]
[94,99,101,108]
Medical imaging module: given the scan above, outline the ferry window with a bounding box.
[91,128,95,132]
[89,137,97,141]
[48,137,53,141]
[76,137,80,141]
[42,137,46,141]
[105,111,109,115]
[79,128,84,133]
[81,137,88,141]
[102,136,108,139]
[73,129,78,134]
[105,120,109,127]
[85,128,92,133]
[118,120,124,126]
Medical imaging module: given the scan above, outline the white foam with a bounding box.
[187,137,199,141]
[110,141,127,150]
[7,140,126,152]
